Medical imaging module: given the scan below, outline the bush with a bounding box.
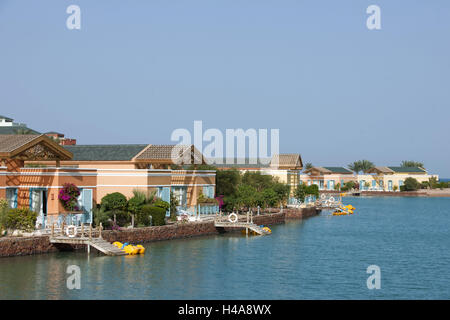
[2,208,37,232]
[141,205,166,226]
[403,177,421,191]
[305,184,319,198]
[0,199,9,233]
[101,192,127,212]
[154,199,170,211]
[294,184,307,202]
[93,206,111,229]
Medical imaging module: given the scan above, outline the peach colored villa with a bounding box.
[0,135,215,228]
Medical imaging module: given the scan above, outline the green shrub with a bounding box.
[403,177,420,191]
[0,199,9,232]
[294,184,307,202]
[93,206,112,229]
[2,208,37,232]
[141,205,166,226]
[154,199,170,211]
[101,192,127,211]
[101,192,130,227]
[305,184,319,198]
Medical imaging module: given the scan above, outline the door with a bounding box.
[329,180,335,190]
[388,180,393,191]
[30,189,47,229]
[6,188,18,208]
[173,187,187,209]
[158,187,171,216]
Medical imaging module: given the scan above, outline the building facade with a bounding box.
[0,135,215,228]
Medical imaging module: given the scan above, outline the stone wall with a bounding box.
[0,210,318,258]
[284,207,319,219]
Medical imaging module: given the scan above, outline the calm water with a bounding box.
[1,197,450,300]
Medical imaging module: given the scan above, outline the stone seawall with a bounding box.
[0,209,319,258]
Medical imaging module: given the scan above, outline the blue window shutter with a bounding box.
[13,189,18,208]
[29,188,33,210]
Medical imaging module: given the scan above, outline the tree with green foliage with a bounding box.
[170,191,179,221]
[348,160,374,174]
[101,192,129,227]
[402,177,421,191]
[401,160,424,168]
[241,171,273,192]
[258,188,279,208]
[272,182,290,206]
[305,184,319,198]
[294,184,307,202]
[216,169,241,197]
[304,163,313,170]
[235,184,258,211]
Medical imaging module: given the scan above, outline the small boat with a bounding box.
[112,241,145,255]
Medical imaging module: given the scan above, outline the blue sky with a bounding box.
[1,1,449,176]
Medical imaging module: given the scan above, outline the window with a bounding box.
[203,186,214,198]
[6,188,18,208]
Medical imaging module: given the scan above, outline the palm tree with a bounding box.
[348,161,362,174]
[304,163,313,170]
[360,160,375,173]
[401,160,424,168]
[348,160,374,174]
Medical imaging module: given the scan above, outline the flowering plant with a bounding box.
[58,183,81,211]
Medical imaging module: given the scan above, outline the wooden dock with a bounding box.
[214,220,271,235]
[48,223,126,256]
[49,236,127,256]
[214,212,271,236]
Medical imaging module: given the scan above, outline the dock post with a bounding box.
[51,223,54,237]
[99,223,103,239]
[87,243,90,254]
[246,211,249,235]
[89,224,92,240]
[81,224,84,237]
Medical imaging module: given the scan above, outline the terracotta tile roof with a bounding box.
[270,154,303,168]
[134,145,204,164]
[366,166,395,174]
[0,134,41,153]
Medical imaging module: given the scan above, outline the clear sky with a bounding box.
[1,0,449,176]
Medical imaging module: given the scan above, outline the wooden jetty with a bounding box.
[214,212,271,235]
[47,223,126,256]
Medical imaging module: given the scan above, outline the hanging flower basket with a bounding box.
[58,183,81,213]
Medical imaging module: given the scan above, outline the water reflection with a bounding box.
[1,197,450,299]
